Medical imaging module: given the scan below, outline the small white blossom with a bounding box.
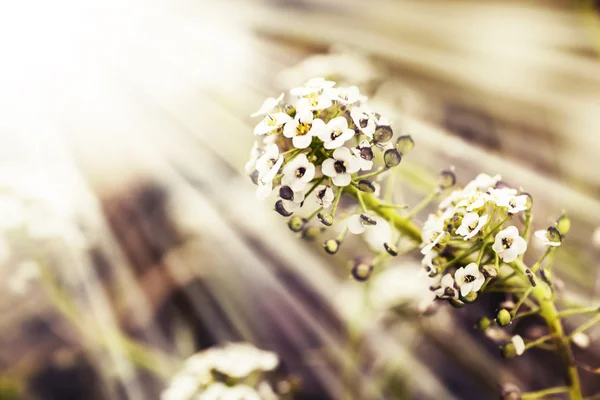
[322,147,360,187]
[434,274,458,299]
[456,213,489,240]
[253,112,292,136]
[318,116,355,149]
[351,140,374,171]
[250,93,284,117]
[363,216,393,250]
[290,77,336,96]
[492,226,527,262]
[255,144,283,183]
[282,189,305,213]
[350,106,376,138]
[282,154,315,191]
[421,215,446,254]
[245,142,263,173]
[511,335,525,356]
[489,188,528,213]
[296,92,333,112]
[438,190,464,210]
[283,109,324,149]
[422,250,439,276]
[329,85,361,105]
[464,173,501,193]
[456,191,488,212]
[315,185,334,208]
[256,181,273,200]
[571,332,590,349]
[454,263,485,297]
[534,229,561,247]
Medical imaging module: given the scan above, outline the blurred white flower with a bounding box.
[421,215,446,255]
[350,106,376,138]
[251,93,284,117]
[435,273,457,299]
[456,213,488,240]
[489,188,528,214]
[315,185,334,208]
[534,229,561,247]
[329,85,362,105]
[492,226,527,262]
[347,214,375,235]
[318,117,355,150]
[255,144,283,184]
[511,335,525,356]
[571,332,590,349]
[463,173,501,193]
[253,113,292,136]
[351,140,374,171]
[290,77,336,96]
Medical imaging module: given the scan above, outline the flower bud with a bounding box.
[521,192,533,211]
[279,186,294,201]
[323,239,340,254]
[373,125,393,143]
[461,291,478,303]
[384,242,398,256]
[302,227,322,241]
[555,213,570,236]
[317,212,333,226]
[395,135,414,155]
[274,200,293,217]
[288,216,307,233]
[476,317,491,331]
[351,259,374,282]
[384,149,402,168]
[501,343,518,358]
[357,179,376,193]
[482,264,498,278]
[546,226,562,244]
[500,383,522,400]
[496,309,512,327]
[438,169,456,189]
[571,332,590,349]
[360,213,377,226]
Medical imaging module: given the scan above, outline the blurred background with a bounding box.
[1,0,600,399]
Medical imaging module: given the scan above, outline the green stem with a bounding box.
[404,190,439,219]
[522,386,569,399]
[344,185,421,242]
[511,259,582,400]
[557,306,600,318]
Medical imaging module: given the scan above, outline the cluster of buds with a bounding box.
[247,78,413,278]
[161,343,293,400]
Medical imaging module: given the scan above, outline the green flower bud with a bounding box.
[521,192,533,211]
[356,179,376,193]
[384,242,398,256]
[384,149,402,168]
[323,239,340,254]
[317,212,334,226]
[555,213,570,236]
[501,343,518,358]
[395,135,414,155]
[496,309,512,327]
[373,125,393,143]
[449,298,465,308]
[288,216,307,233]
[547,226,562,244]
[302,226,322,241]
[360,213,377,226]
[279,186,294,200]
[476,317,491,331]
[351,259,374,282]
[461,291,478,303]
[438,169,456,189]
[274,200,293,217]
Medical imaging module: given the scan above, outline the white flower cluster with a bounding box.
[161,343,281,400]
[247,78,399,223]
[422,174,532,302]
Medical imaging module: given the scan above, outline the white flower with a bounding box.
[489,188,528,213]
[363,216,393,250]
[351,140,374,171]
[434,273,457,299]
[422,250,439,276]
[282,189,305,212]
[245,142,263,173]
[322,147,360,187]
[534,229,561,247]
[329,85,361,105]
[255,144,283,183]
[456,191,488,212]
[456,213,489,240]
[253,112,292,136]
[347,213,376,234]
[454,263,485,297]
[290,77,335,96]
[421,214,446,254]
[283,110,324,149]
[350,106,377,138]
[318,117,355,150]
[511,335,525,356]
[439,190,464,210]
[492,226,527,262]
[296,92,333,112]
[281,154,315,191]
[464,173,501,193]
[250,93,284,117]
[256,181,273,200]
[315,185,335,208]
[571,332,590,349]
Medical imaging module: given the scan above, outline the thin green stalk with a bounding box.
[557,307,600,318]
[404,190,439,219]
[522,386,569,399]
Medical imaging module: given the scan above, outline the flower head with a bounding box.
[250,93,284,117]
[283,109,324,149]
[535,227,562,247]
[315,185,335,208]
[492,226,527,262]
[435,273,458,299]
[350,106,376,138]
[454,263,485,297]
[351,140,374,171]
[255,143,283,183]
[282,154,315,191]
[253,112,292,136]
[318,116,355,149]
[456,213,488,240]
